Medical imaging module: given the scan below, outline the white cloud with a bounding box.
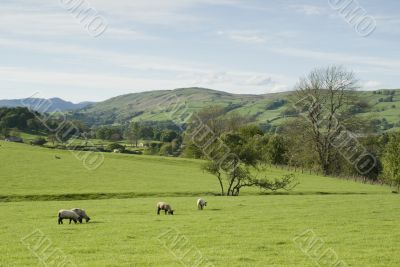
[0,37,294,92]
[362,80,383,90]
[177,70,289,95]
[244,75,274,86]
[217,30,268,44]
[83,0,250,25]
[268,46,400,70]
[0,8,155,40]
[0,66,170,89]
[0,37,209,73]
[217,28,400,71]
[0,66,291,100]
[290,4,326,16]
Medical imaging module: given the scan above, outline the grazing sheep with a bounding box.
[58,209,82,224]
[157,202,174,215]
[71,208,91,223]
[197,198,207,210]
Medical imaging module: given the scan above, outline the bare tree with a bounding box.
[294,66,358,175]
[125,122,140,147]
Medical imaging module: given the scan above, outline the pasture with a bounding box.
[0,141,399,266]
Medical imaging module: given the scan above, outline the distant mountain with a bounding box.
[0,97,94,112]
[72,87,400,132]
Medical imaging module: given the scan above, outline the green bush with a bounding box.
[107,143,125,152]
[31,138,47,146]
[159,143,173,156]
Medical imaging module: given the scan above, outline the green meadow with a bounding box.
[0,141,399,266]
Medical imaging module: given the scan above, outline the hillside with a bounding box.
[72,87,400,130]
[73,87,276,125]
[0,97,94,112]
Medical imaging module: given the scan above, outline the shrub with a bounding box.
[31,138,47,146]
[265,99,286,110]
[107,143,125,152]
[146,142,162,155]
[159,143,173,156]
[281,107,298,116]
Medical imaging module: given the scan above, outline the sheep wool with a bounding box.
[58,209,82,224]
[157,202,174,215]
[197,198,207,210]
[71,208,91,223]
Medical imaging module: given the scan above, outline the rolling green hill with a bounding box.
[73,87,400,131]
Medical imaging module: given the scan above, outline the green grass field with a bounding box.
[0,141,399,266]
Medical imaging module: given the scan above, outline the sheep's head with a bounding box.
[86,217,91,223]
[168,210,174,215]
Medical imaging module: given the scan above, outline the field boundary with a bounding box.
[0,190,388,203]
[0,192,220,203]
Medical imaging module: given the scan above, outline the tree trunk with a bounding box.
[226,160,239,196]
[217,173,224,196]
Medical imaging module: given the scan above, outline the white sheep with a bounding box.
[157,202,174,215]
[58,209,82,224]
[71,208,91,223]
[197,198,207,210]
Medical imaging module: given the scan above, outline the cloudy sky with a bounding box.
[0,0,399,102]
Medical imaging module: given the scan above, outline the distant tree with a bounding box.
[159,143,173,156]
[148,142,162,155]
[48,133,57,146]
[294,65,358,175]
[281,107,298,116]
[110,133,123,141]
[9,129,21,138]
[0,122,9,138]
[26,119,40,133]
[265,99,286,110]
[96,126,123,141]
[125,122,141,147]
[31,138,47,146]
[139,126,154,140]
[382,132,400,193]
[225,112,253,132]
[266,135,287,165]
[194,106,226,136]
[239,125,263,139]
[160,130,178,142]
[182,142,203,159]
[0,107,38,130]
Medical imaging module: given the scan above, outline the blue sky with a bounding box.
[0,0,399,102]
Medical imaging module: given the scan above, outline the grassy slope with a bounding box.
[0,141,399,266]
[0,141,387,197]
[76,88,400,128]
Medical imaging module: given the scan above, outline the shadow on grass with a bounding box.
[0,191,219,203]
[258,191,370,196]
[0,190,384,203]
[259,191,374,196]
